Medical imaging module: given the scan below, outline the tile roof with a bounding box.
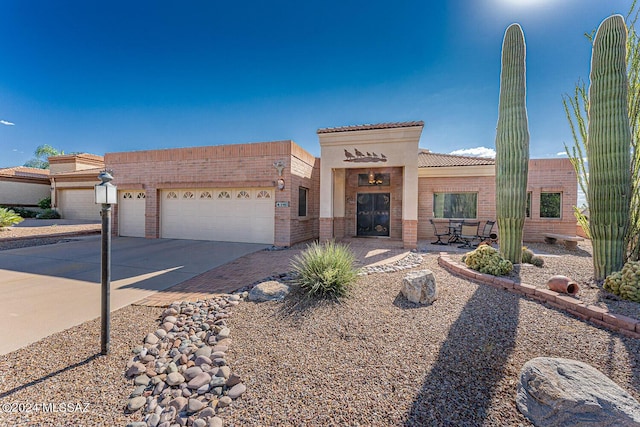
[0,166,50,178]
[317,121,424,134]
[418,150,495,168]
[51,167,104,178]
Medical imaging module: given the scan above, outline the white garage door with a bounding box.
[119,191,146,237]
[161,188,274,244]
[58,189,100,220]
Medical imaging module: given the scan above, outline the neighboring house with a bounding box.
[0,166,51,208]
[48,153,105,220]
[104,121,578,248]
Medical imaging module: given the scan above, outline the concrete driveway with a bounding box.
[0,236,268,355]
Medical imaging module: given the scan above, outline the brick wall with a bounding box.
[418,158,578,243]
[105,141,319,245]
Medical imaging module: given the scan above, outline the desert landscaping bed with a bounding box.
[0,243,639,426]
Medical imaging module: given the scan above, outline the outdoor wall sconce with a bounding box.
[277,178,285,190]
[273,160,285,176]
[367,170,384,185]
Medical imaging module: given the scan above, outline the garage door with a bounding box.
[161,188,274,244]
[119,191,146,237]
[58,189,100,220]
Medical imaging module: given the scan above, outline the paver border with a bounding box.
[438,252,640,339]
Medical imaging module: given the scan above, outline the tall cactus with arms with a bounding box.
[588,14,632,280]
[495,23,529,264]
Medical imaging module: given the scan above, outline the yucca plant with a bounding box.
[0,208,24,230]
[290,240,360,298]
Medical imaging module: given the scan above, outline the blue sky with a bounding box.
[0,0,635,168]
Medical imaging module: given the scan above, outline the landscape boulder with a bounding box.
[401,269,437,305]
[516,357,640,426]
[248,280,289,302]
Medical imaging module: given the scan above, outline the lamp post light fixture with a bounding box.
[95,170,117,355]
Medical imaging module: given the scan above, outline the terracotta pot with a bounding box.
[547,275,579,295]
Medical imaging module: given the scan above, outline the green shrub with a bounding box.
[0,208,24,229]
[291,240,360,298]
[5,207,38,218]
[522,246,534,264]
[464,244,513,276]
[38,196,51,210]
[530,255,544,267]
[604,260,640,302]
[36,209,61,219]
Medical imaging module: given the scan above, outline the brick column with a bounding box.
[402,219,418,249]
[145,187,159,239]
[333,217,345,239]
[319,217,334,242]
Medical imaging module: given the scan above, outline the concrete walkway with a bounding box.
[0,236,267,355]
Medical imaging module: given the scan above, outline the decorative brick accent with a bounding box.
[319,218,334,242]
[402,219,418,249]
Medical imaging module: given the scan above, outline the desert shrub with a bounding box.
[290,240,360,298]
[8,207,39,218]
[36,209,61,219]
[0,207,24,229]
[604,261,640,302]
[530,255,544,267]
[522,246,534,264]
[464,244,513,276]
[38,196,51,210]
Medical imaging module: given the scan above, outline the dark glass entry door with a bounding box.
[356,193,390,237]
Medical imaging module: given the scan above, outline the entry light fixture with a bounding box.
[368,170,383,185]
[95,171,118,205]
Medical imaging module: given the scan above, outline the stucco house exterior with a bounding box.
[49,153,105,220]
[102,121,578,249]
[0,166,51,208]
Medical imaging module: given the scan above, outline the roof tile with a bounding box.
[317,121,424,134]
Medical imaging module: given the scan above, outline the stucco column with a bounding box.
[402,166,418,249]
[319,162,334,242]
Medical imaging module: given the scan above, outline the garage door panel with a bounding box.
[160,188,274,244]
[119,191,146,237]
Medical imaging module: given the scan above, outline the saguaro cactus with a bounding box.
[588,15,631,280]
[495,24,529,264]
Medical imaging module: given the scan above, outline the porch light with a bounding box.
[368,170,376,184]
[95,170,117,355]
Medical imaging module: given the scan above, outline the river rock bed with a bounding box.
[125,294,248,427]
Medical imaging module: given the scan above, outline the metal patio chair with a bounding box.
[477,220,496,243]
[430,219,450,245]
[457,220,481,248]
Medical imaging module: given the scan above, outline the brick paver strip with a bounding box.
[438,254,640,339]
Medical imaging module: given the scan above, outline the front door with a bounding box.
[356,193,390,237]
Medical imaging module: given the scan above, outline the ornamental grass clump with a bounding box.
[0,207,24,230]
[463,244,513,276]
[290,240,360,298]
[603,260,640,302]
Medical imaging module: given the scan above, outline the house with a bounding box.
[0,166,51,208]
[103,121,577,248]
[48,153,105,220]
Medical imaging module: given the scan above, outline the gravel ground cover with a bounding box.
[0,223,100,252]
[0,239,639,426]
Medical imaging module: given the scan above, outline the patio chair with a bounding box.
[477,220,496,242]
[448,219,463,243]
[430,219,450,245]
[458,221,480,248]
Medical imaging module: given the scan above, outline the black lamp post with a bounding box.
[95,171,117,355]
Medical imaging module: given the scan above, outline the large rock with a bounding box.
[516,357,640,426]
[401,270,437,305]
[248,280,289,302]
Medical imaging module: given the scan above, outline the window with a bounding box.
[540,192,561,218]
[217,191,231,199]
[526,192,531,218]
[358,173,390,186]
[433,192,477,219]
[298,187,308,217]
[236,190,250,199]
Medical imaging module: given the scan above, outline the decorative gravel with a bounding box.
[0,242,639,426]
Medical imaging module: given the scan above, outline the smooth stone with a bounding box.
[227,383,246,399]
[134,374,151,386]
[208,416,223,427]
[217,327,230,339]
[130,385,146,397]
[248,280,289,302]
[195,346,212,358]
[145,333,160,345]
[166,372,186,386]
[217,396,232,408]
[126,396,146,412]
[216,366,231,379]
[147,413,161,427]
[226,373,242,387]
[184,366,203,381]
[155,329,168,339]
[126,422,147,427]
[126,362,147,377]
[211,345,228,353]
[516,357,640,426]
[188,372,212,389]
[197,383,210,394]
[188,398,204,412]
[211,351,225,359]
[164,315,178,323]
[194,355,212,366]
[209,376,226,387]
[166,362,178,374]
[401,269,437,305]
[168,396,188,412]
[199,407,216,418]
[162,322,175,332]
[193,419,207,427]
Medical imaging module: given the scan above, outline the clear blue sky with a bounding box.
[0,0,635,168]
